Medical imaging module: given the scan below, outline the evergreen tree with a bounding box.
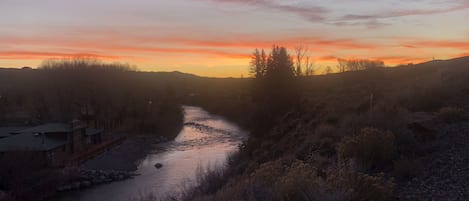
[250,49,268,79]
[249,45,299,135]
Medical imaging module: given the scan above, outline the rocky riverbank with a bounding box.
[82,136,167,171]
[398,122,469,201]
[57,169,139,192]
[54,136,169,196]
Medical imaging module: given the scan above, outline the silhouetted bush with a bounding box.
[183,158,395,201]
[437,106,466,123]
[393,158,422,179]
[338,128,396,171]
[340,172,394,201]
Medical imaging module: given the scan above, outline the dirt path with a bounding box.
[398,123,469,201]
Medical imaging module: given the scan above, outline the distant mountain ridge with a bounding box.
[1,56,468,78]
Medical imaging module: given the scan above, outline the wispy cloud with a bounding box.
[203,0,469,28]
[0,32,377,53]
[337,0,469,22]
[108,46,250,59]
[200,0,328,22]
[0,51,122,60]
[167,36,375,50]
[329,20,391,28]
[314,55,429,65]
[402,40,469,49]
[374,56,430,65]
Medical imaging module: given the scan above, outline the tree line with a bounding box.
[249,46,315,78]
[336,58,385,73]
[250,46,385,77]
[247,45,386,134]
[0,57,183,137]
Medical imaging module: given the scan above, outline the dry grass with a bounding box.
[337,128,396,171]
[393,158,423,179]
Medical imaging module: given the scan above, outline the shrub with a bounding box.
[315,124,340,139]
[274,160,321,200]
[251,159,352,201]
[327,164,395,201]
[296,124,339,160]
[393,158,422,180]
[369,102,410,134]
[437,106,466,123]
[337,128,396,171]
[186,158,396,201]
[346,173,394,201]
[194,165,228,195]
[393,130,420,156]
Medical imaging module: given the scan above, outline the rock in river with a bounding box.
[154,163,163,169]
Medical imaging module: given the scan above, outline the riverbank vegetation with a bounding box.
[176,48,469,200]
[1,58,184,138]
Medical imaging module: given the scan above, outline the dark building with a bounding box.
[0,121,104,166]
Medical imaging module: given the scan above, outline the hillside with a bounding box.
[1,56,469,200]
[179,56,469,201]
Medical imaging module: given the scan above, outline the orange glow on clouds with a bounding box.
[0,51,121,60]
[0,34,467,77]
[1,0,469,77]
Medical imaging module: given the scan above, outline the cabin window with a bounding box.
[47,151,54,158]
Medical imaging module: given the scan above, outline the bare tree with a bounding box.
[324,66,333,74]
[337,58,347,73]
[294,46,314,76]
[337,58,384,72]
[304,56,314,76]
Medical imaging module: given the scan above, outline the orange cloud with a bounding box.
[0,51,121,60]
[0,33,376,53]
[374,56,430,65]
[164,36,375,50]
[315,56,339,63]
[0,33,465,76]
[314,55,430,66]
[105,46,249,59]
[403,40,469,49]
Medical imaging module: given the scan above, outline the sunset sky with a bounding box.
[1,0,468,77]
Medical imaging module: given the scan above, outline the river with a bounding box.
[57,106,247,201]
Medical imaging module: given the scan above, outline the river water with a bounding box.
[57,106,247,201]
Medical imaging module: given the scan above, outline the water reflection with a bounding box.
[57,106,247,201]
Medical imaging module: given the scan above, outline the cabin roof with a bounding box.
[18,123,72,134]
[0,133,67,152]
[85,128,103,136]
[0,127,29,138]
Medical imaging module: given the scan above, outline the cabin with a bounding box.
[0,121,104,167]
[0,127,26,139]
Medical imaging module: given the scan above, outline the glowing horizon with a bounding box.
[1,0,468,77]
